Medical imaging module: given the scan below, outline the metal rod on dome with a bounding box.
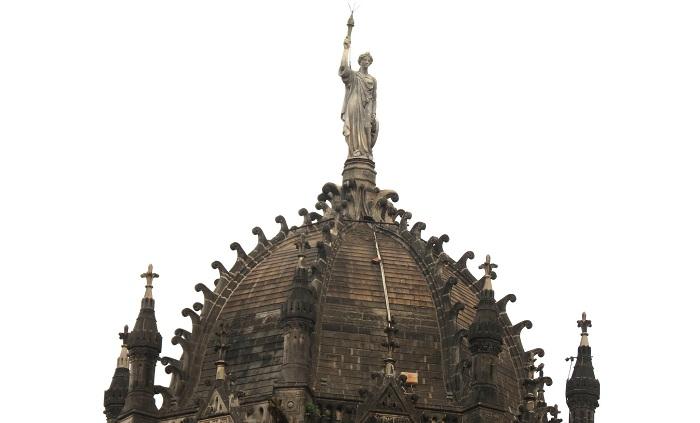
[372,229,392,323]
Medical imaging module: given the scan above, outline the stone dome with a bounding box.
[159,159,537,422]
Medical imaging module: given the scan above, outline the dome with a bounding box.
[158,159,536,422]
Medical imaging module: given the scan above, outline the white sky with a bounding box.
[1,1,698,421]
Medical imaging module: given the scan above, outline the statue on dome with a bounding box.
[340,13,378,161]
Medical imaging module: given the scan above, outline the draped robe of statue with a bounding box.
[340,64,377,160]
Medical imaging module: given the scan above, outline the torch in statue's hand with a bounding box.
[346,11,354,39]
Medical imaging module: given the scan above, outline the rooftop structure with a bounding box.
[103,14,600,423]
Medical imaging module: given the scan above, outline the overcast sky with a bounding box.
[1,1,698,421]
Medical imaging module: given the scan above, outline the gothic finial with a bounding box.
[547,404,562,423]
[119,325,129,344]
[140,264,159,299]
[478,255,498,291]
[577,311,592,346]
[382,319,399,376]
[117,325,129,368]
[295,233,312,265]
[214,323,230,381]
[214,322,230,361]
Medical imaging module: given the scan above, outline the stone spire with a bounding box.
[120,264,163,422]
[566,312,600,423]
[382,319,399,377]
[279,234,317,385]
[464,255,506,421]
[214,323,230,383]
[197,322,243,422]
[103,325,131,423]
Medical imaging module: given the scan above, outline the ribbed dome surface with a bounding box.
[317,224,445,401]
[182,220,527,412]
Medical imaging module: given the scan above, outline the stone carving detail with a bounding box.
[511,320,533,336]
[496,294,516,313]
[370,414,411,423]
[313,179,400,224]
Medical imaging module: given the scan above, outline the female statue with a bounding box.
[340,27,378,160]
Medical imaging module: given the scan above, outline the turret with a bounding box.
[103,326,130,422]
[120,264,163,422]
[566,312,600,423]
[464,255,506,421]
[279,234,317,385]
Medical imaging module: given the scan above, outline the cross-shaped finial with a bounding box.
[478,254,498,277]
[577,312,592,335]
[478,254,498,291]
[140,264,159,298]
[549,404,560,419]
[119,324,129,345]
[141,263,159,286]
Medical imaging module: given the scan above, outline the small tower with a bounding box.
[103,326,131,422]
[120,264,163,422]
[279,234,317,385]
[276,234,318,423]
[464,255,506,421]
[566,312,600,423]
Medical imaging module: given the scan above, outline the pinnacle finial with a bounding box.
[214,322,230,381]
[478,254,498,291]
[577,312,592,346]
[140,264,159,299]
[214,323,230,361]
[119,325,129,344]
[117,325,130,369]
[295,233,311,266]
[382,318,399,376]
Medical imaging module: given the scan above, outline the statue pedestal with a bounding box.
[342,158,376,187]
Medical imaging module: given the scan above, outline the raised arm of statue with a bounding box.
[340,36,351,78]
